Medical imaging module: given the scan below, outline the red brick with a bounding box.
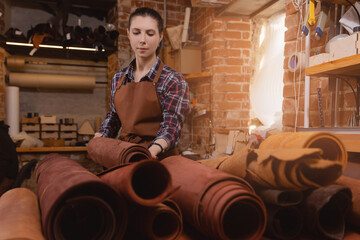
[212,49,241,58]
[242,32,250,40]
[285,13,299,29]
[213,83,241,92]
[286,2,298,16]
[285,26,299,42]
[227,22,250,31]
[214,66,241,74]
[226,58,244,65]
[228,40,251,49]
[213,102,241,111]
[242,49,250,57]
[226,93,248,102]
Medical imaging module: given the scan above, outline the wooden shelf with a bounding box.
[17,146,87,153]
[320,0,355,5]
[306,54,360,77]
[183,72,211,84]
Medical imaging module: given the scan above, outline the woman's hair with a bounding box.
[128,7,163,34]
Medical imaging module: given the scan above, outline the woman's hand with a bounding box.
[148,139,168,160]
[94,133,103,138]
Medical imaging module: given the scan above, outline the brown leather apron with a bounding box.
[114,61,177,158]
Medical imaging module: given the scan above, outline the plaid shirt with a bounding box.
[98,57,190,149]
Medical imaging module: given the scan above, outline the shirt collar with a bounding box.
[125,57,161,82]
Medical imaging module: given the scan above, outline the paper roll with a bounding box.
[5,86,20,136]
[6,56,26,69]
[288,52,306,72]
[8,73,96,90]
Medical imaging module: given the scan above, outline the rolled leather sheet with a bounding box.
[35,153,128,240]
[98,160,174,206]
[335,175,360,228]
[300,184,352,240]
[162,155,266,240]
[87,137,152,167]
[199,148,343,190]
[256,188,303,206]
[264,204,303,240]
[0,188,45,240]
[258,131,347,170]
[127,199,183,240]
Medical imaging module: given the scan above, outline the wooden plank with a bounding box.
[17,146,87,153]
[305,54,360,77]
[320,0,355,5]
[184,72,211,79]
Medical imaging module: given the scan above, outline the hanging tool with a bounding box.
[302,0,316,36]
[315,2,330,40]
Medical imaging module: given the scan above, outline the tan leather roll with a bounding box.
[199,148,343,190]
[258,131,347,170]
[0,188,45,240]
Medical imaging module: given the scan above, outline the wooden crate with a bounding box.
[41,124,59,131]
[60,131,77,139]
[41,131,59,139]
[60,124,78,132]
[64,138,77,146]
[21,116,39,124]
[26,131,41,139]
[22,123,40,132]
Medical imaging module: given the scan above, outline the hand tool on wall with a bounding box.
[315,2,330,40]
[302,0,316,36]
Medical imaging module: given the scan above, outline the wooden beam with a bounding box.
[250,0,279,18]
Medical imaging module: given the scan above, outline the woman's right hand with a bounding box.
[94,133,103,138]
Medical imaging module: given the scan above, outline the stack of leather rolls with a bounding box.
[88,137,267,240]
[199,131,360,239]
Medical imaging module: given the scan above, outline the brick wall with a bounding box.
[186,7,251,151]
[283,1,355,131]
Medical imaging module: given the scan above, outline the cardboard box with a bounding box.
[26,131,40,139]
[329,33,360,61]
[167,46,202,74]
[309,53,331,67]
[21,116,39,124]
[60,131,77,139]
[41,131,59,139]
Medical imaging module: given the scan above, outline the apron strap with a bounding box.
[153,61,164,85]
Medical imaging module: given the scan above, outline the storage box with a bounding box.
[22,124,40,132]
[60,131,77,139]
[40,115,57,124]
[41,124,59,131]
[41,131,59,139]
[167,46,202,74]
[26,131,40,139]
[21,116,39,124]
[329,33,360,61]
[60,124,78,132]
[309,53,331,67]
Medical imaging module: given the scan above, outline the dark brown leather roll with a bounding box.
[98,160,174,206]
[256,188,303,206]
[162,155,266,240]
[264,205,303,240]
[87,137,152,167]
[35,153,128,240]
[127,200,183,240]
[336,175,360,228]
[300,184,352,240]
[0,188,45,240]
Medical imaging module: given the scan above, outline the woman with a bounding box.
[95,7,190,160]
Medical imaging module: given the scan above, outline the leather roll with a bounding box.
[258,131,347,170]
[256,188,303,206]
[87,137,152,167]
[0,188,45,240]
[336,175,360,228]
[264,205,303,240]
[199,148,343,190]
[162,155,266,240]
[35,153,128,240]
[128,200,183,240]
[300,184,352,240]
[98,160,174,206]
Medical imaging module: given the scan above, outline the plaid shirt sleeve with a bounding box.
[154,71,190,149]
[98,71,122,138]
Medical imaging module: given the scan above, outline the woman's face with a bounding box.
[127,15,163,59]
